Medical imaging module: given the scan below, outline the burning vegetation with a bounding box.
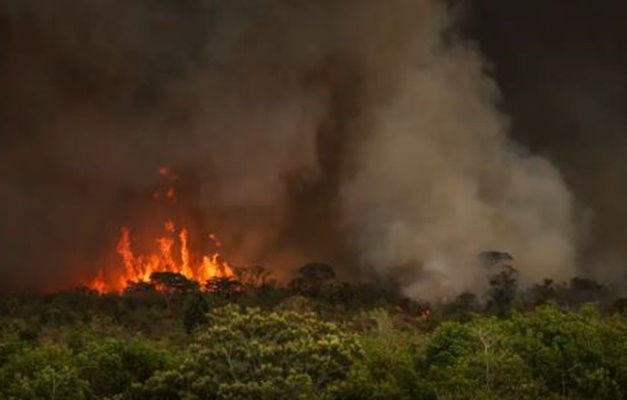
[89,167,234,294]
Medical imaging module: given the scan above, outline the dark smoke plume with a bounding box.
[0,0,592,297]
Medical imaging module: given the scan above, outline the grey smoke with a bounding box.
[339,3,576,297]
[468,0,627,288]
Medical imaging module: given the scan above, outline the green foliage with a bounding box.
[508,305,627,399]
[424,318,548,399]
[151,305,359,400]
[0,342,89,400]
[76,336,171,399]
[3,277,627,399]
[0,323,27,366]
[337,309,432,399]
[130,370,188,400]
[419,305,627,399]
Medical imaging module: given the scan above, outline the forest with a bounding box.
[2,255,627,400]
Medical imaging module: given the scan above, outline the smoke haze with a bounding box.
[2,0,621,297]
[467,0,627,285]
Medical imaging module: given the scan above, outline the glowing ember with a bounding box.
[89,168,233,293]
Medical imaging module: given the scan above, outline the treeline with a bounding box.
[1,259,627,399]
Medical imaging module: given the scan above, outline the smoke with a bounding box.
[467,0,627,286]
[0,0,578,296]
[338,5,576,298]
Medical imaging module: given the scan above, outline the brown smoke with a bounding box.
[0,0,578,296]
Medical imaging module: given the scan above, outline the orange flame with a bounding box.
[89,167,233,293]
[89,224,233,293]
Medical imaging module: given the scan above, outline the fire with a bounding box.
[89,167,234,293]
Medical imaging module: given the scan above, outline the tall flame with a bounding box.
[89,167,234,293]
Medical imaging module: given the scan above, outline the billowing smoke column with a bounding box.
[0,0,577,297]
[339,30,576,298]
[333,2,576,298]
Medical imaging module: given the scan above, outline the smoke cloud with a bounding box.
[467,0,627,286]
[0,0,579,297]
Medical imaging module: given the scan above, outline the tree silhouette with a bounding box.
[183,292,209,334]
[288,262,335,297]
[487,265,519,317]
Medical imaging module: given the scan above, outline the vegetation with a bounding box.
[2,261,627,399]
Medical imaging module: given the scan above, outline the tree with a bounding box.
[183,292,209,334]
[132,370,186,400]
[611,297,627,314]
[150,305,360,399]
[125,280,157,294]
[289,262,336,297]
[336,309,432,399]
[150,272,199,294]
[563,277,607,306]
[445,292,481,322]
[487,265,519,317]
[232,265,271,289]
[508,305,627,399]
[150,272,199,312]
[244,280,287,309]
[325,282,357,310]
[478,251,514,269]
[76,337,170,399]
[205,276,243,301]
[524,278,558,308]
[423,318,548,400]
[0,343,89,400]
